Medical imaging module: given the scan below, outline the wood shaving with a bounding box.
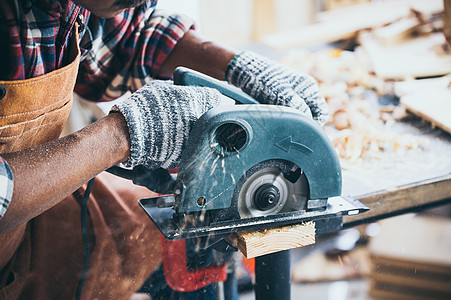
[281,48,428,169]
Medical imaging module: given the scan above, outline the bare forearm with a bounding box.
[158,30,236,80]
[0,30,236,233]
[0,113,130,233]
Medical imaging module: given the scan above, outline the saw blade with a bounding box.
[236,160,308,218]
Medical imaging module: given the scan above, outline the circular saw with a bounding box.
[137,67,369,248]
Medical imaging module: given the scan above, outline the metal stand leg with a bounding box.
[254,250,291,300]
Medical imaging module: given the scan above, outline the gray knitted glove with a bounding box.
[226,51,329,126]
[111,80,222,169]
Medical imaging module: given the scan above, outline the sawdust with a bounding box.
[281,48,429,170]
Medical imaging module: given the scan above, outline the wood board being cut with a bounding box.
[227,222,316,258]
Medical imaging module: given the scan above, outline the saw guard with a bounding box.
[175,105,342,214]
[235,159,308,218]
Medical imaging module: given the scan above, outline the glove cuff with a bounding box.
[226,51,329,127]
[110,80,224,169]
[111,99,150,168]
[225,51,270,87]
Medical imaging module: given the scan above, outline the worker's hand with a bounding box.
[226,51,329,126]
[111,80,222,169]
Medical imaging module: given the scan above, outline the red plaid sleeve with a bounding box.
[0,0,193,103]
[75,8,195,102]
[0,0,87,80]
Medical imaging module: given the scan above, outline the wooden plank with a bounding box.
[260,0,443,49]
[317,0,443,24]
[369,279,451,300]
[227,222,316,258]
[367,215,451,299]
[368,215,451,266]
[344,174,451,225]
[228,175,451,259]
[369,255,451,293]
[260,21,358,50]
[371,256,451,277]
[401,89,451,134]
[370,268,451,293]
[372,17,420,45]
[359,32,451,80]
[395,76,451,134]
[445,0,451,45]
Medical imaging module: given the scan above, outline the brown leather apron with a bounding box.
[0,24,161,300]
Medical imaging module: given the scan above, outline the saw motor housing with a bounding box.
[176,104,341,214]
[138,67,368,246]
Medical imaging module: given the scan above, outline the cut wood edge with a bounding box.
[227,222,316,259]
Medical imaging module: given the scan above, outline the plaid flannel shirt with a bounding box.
[0,0,195,218]
[0,158,13,220]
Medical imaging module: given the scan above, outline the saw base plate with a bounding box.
[139,196,368,240]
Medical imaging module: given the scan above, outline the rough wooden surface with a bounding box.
[344,174,451,225]
[227,222,316,259]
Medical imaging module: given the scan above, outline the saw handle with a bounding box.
[173,67,259,105]
[107,68,256,193]
[106,165,178,195]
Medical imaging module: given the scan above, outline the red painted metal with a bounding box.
[160,235,227,292]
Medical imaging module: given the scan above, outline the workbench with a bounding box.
[246,116,451,300]
[342,118,451,227]
[240,1,451,298]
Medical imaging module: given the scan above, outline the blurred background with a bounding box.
[157,0,317,47]
[70,1,451,299]
[156,1,451,299]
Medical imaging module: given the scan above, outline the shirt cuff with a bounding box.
[0,157,14,220]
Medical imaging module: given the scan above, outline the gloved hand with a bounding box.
[111,80,222,169]
[225,51,329,126]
